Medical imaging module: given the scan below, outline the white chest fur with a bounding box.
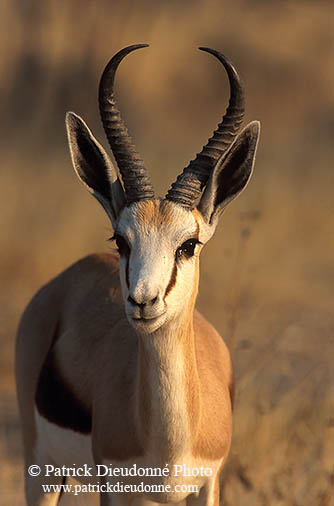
[34,408,223,503]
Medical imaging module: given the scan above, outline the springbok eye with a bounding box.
[176,239,200,259]
[114,234,130,257]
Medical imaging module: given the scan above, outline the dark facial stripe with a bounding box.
[35,348,92,434]
[164,260,177,300]
[125,257,130,289]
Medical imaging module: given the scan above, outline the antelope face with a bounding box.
[115,200,205,333]
[66,45,260,335]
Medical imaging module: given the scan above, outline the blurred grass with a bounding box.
[1,0,333,505]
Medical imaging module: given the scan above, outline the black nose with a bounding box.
[127,295,158,308]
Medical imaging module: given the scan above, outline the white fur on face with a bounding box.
[116,200,205,333]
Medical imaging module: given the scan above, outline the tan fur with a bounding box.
[132,199,177,231]
[16,206,233,506]
[193,311,233,459]
[17,49,260,505]
[17,252,232,454]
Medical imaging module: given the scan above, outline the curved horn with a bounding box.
[99,44,154,204]
[166,48,245,209]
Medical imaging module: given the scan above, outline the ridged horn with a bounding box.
[166,48,245,208]
[99,44,154,204]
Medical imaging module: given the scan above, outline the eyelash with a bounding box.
[176,238,201,260]
[109,233,130,257]
[109,235,201,259]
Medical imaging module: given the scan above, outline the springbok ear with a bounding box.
[197,121,260,225]
[66,112,126,226]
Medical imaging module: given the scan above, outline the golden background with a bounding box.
[0,0,333,504]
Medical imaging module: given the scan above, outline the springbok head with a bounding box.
[66,45,260,333]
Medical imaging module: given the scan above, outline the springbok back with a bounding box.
[16,45,260,506]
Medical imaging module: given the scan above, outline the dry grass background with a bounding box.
[0,0,333,505]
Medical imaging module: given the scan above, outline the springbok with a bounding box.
[16,45,260,506]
